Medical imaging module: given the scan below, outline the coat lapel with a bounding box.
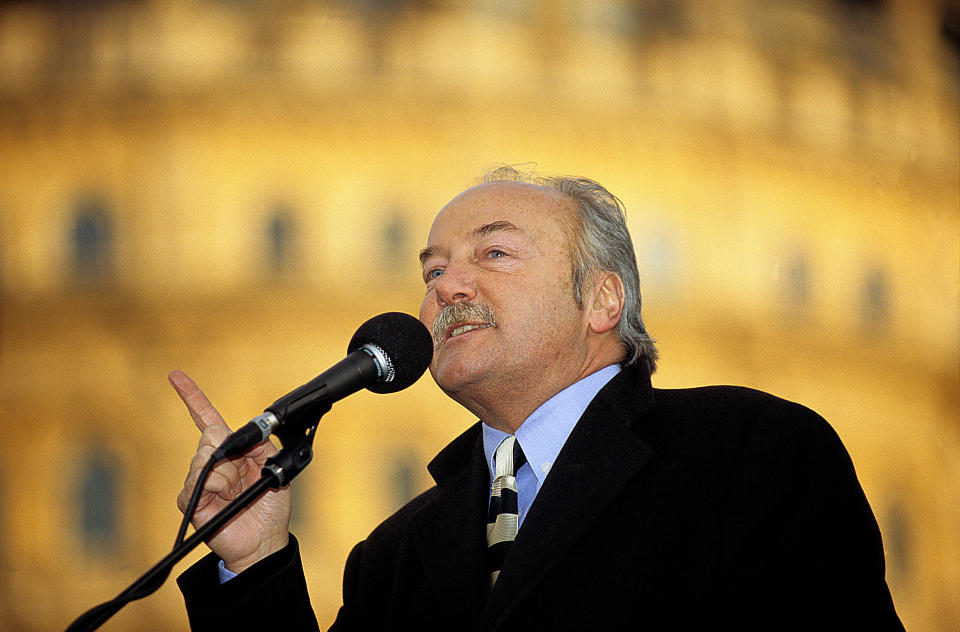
[479,366,656,630]
[413,423,490,626]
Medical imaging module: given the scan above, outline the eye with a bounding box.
[487,249,507,259]
[425,268,444,282]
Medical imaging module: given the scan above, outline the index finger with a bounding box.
[168,370,231,433]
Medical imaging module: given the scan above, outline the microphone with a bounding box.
[213,312,433,460]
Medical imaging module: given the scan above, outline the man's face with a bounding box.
[418,181,593,407]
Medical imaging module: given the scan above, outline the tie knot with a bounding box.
[494,435,527,479]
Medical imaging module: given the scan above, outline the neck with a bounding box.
[449,355,621,434]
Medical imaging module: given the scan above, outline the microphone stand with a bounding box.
[65,423,319,632]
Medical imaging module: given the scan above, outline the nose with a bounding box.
[433,263,477,306]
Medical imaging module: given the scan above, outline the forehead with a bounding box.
[426,181,574,244]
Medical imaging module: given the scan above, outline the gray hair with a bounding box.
[478,166,658,373]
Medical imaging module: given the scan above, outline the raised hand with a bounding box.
[171,370,292,574]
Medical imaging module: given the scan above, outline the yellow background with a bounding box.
[0,1,957,630]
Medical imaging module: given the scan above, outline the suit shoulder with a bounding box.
[365,484,441,543]
[654,383,809,413]
[352,424,482,561]
[650,384,846,458]
[654,384,824,425]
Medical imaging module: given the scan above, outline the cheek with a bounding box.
[418,293,434,323]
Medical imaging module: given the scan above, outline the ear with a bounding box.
[587,271,625,334]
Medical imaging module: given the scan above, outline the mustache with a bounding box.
[431,302,497,348]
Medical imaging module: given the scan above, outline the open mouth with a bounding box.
[432,302,497,349]
[447,322,494,339]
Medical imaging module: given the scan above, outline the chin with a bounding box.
[431,359,487,396]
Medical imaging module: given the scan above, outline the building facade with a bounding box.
[0,1,958,629]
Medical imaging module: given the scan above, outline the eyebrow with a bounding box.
[418,245,440,264]
[473,220,519,238]
[418,220,521,264]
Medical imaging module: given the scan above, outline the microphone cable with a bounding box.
[174,455,219,547]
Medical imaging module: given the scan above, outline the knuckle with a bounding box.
[215,463,240,487]
[189,449,212,471]
[200,426,228,447]
[207,470,229,492]
[176,492,188,513]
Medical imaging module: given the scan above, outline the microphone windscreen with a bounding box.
[347,312,434,394]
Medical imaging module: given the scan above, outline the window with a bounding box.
[860,264,890,333]
[884,497,912,586]
[389,453,417,511]
[70,197,114,283]
[380,211,409,273]
[266,205,296,274]
[781,250,811,310]
[78,450,120,552]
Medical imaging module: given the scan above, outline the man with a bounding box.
[174,167,903,630]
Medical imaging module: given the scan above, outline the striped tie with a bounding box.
[486,435,527,587]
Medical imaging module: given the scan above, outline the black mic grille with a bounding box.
[347,312,433,394]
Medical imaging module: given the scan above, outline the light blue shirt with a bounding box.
[219,559,236,583]
[482,363,621,528]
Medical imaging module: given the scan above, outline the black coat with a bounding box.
[179,364,903,630]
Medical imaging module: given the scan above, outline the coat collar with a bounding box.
[479,364,655,629]
[413,423,489,625]
[415,364,656,630]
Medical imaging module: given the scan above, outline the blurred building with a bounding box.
[0,0,957,630]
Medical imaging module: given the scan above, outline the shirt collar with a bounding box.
[482,363,621,487]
